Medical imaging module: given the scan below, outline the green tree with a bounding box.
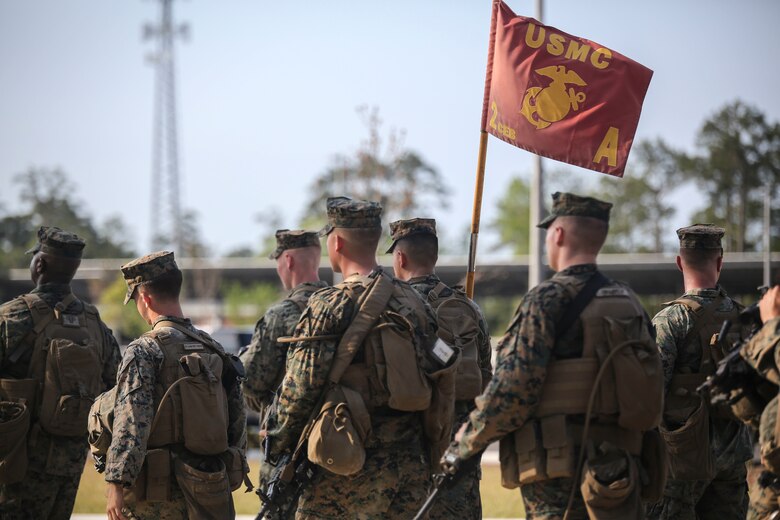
[681,100,780,251]
[304,106,449,226]
[0,168,136,276]
[222,282,283,326]
[491,176,531,255]
[599,139,679,253]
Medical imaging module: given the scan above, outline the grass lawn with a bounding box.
[74,460,525,517]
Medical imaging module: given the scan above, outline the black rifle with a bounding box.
[255,452,316,520]
[413,449,484,520]
[698,286,770,405]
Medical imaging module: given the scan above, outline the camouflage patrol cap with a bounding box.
[537,192,613,229]
[318,197,383,236]
[676,223,725,249]
[25,226,86,258]
[269,229,320,259]
[385,218,437,254]
[120,251,179,305]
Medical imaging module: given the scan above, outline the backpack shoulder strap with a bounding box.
[328,272,394,384]
[555,271,610,341]
[427,282,450,305]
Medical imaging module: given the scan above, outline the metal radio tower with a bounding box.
[144,0,189,252]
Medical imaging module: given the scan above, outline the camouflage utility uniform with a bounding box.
[241,280,329,414]
[0,228,121,520]
[742,318,780,520]
[267,269,440,519]
[104,315,247,520]
[408,273,492,520]
[455,263,617,519]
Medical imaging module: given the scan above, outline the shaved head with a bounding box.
[395,235,438,271]
[334,227,382,255]
[557,216,608,255]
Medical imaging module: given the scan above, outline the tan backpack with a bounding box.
[22,293,105,437]
[426,283,485,401]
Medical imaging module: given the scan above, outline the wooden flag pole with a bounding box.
[466,0,499,299]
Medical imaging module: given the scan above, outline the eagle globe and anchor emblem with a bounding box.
[520,65,587,129]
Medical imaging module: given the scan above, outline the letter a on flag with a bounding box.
[485,1,653,177]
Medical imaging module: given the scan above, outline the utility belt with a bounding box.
[128,444,249,517]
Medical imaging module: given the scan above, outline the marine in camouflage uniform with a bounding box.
[104,252,247,520]
[741,288,780,520]
[387,217,492,520]
[647,225,752,520]
[443,192,653,519]
[241,230,328,415]
[265,197,441,519]
[0,227,121,520]
[240,230,327,508]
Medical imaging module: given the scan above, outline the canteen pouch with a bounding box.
[0,378,38,413]
[659,397,714,481]
[173,452,234,520]
[88,386,117,459]
[179,353,229,455]
[0,399,30,484]
[380,311,432,412]
[307,385,370,476]
[604,316,663,431]
[639,429,668,501]
[515,421,548,485]
[220,446,249,491]
[39,338,103,437]
[144,448,172,502]
[580,444,642,520]
[499,434,520,489]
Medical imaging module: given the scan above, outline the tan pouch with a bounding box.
[580,445,642,520]
[39,338,102,437]
[499,434,520,489]
[639,430,668,501]
[605,316,663,431]
[179,353,229,456]
[173,452,234,520]
[0,399,31,484]
[220,446,248,491]
[515,421,547,484]
[381,311,432,412]
[307,385,370,476]
[88,386,117,459]
[145,448,172,502]
[541,415,574,479]
[0,378,38,411]
[421,352,460,473]
[659,397,714,481]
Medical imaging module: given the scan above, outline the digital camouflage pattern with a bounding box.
[104,316,247,517]
[407,273,492,520]
[241,281,330,413]
[743,318,780,520]
[24,226,86,258]
[385,218,437,253]
[268,230,320,260]
[318,197,383,236]
[537,191,612,229]
[266,269,439,517]
[0,283,121,520]
[120,250,178,304]
[676,224,725,250]
[648,286,751,520]
[453,263,612,517]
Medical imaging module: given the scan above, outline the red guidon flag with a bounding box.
[485,1,653,177]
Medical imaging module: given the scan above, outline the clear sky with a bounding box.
[1,0,778,257]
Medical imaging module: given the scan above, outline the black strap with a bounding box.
[556,271,610,341]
